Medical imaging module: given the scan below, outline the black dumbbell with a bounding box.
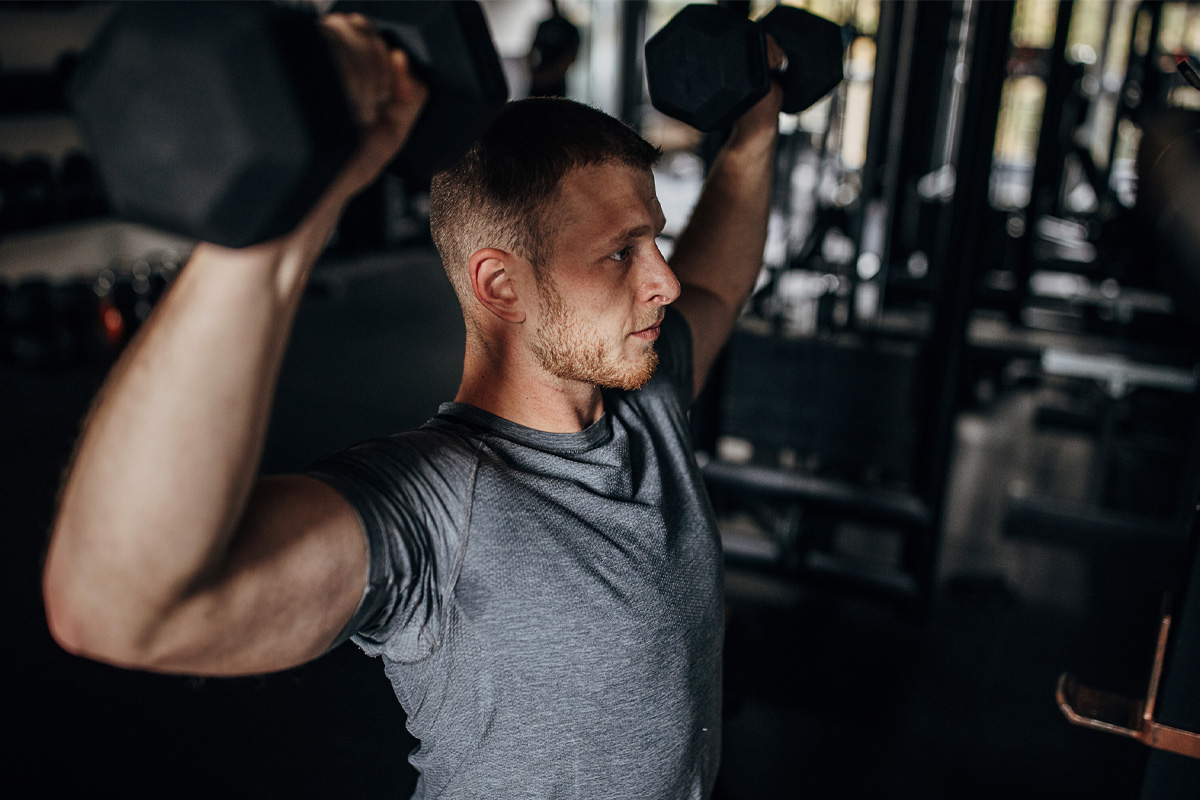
[645,4,844,132]
[0,157,15,232]
[57,151,106,222]
[13,155,57,230]
[50,279,111,364]
[69,1,507,249]
[4,278,56,366]
[0,281,9,360]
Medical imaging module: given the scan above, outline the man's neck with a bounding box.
[455,351,604,433]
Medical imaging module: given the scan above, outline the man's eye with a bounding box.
[610,246,631,262]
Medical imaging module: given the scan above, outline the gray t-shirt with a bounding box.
[308,308,724,799]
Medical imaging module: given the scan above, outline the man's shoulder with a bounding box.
[353,420,482,458]
[306,419,484,500]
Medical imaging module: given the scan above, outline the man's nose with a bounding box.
[644,243,681,306]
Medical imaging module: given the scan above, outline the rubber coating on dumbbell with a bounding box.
[645,3,844,132]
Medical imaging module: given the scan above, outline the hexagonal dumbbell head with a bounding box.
[759,5,844,115]
[70,2,359,247]
[645,4,771,132]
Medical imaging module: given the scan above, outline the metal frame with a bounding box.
[1058,604,1200,760]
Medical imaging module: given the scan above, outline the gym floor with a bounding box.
[3,246,1183,797]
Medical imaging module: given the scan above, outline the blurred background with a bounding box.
[4,0,1200,797]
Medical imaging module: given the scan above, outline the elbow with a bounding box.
[43,534,80,654]
[43,514,99,658]
[43,513,207,672]
[44,585,155,668]
[43,574,96,659]
[42,553,153,669]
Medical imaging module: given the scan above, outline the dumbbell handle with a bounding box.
[760,33,788,82]
[757,5,844,116]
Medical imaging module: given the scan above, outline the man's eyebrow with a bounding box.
[607,216,667,245]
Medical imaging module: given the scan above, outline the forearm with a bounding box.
[669,128,777,309]
[44,200,341,658]
[669,116,779,394]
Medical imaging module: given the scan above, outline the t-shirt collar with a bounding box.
[436,400,615,454]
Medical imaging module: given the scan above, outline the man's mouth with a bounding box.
[631,316,664,340]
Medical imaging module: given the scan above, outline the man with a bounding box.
[44,13,783,799]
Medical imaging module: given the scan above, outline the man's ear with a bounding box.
[468,248,527,324]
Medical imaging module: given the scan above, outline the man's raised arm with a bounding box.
[668,43,785,400]
[43,16,426,677]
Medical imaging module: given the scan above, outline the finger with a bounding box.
[343,12,372,33]
[369,29,393,109]
[320,14,395,128]
[389,49,428,109]
[320,13,357,42]
[764,34,786,73]
[362,51,426,157]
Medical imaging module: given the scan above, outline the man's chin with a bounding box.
[597,349,659,391]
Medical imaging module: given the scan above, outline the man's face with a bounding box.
[528,163,680,391]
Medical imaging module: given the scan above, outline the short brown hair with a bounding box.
[429,98,661,318]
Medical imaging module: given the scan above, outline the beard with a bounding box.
[529,279,659,391]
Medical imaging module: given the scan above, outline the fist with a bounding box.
[318,13,429,197]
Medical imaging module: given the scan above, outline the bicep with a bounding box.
[147,475,368,676]
[671,284,740,400]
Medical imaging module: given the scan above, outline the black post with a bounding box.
[1008,0,1076,323]
[617,0,648,130]
[1138,1,1167,110]
[1103,1,1164,193]
[907,0,1015,606]
[852,0,918,293]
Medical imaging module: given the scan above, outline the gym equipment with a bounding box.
[0,152,105,233]
[53,279,113,364]
[528,1,581,98]
[0,52,79,114]
[55,151,105,223]
[69,1,507,248]
[644,4,844,132]
[3,278,57,366]
[1058,602,1200,759]
[0,157,14,232]
[13,156,56,230]
[1180,57,1200,91]
[0,260,179,368]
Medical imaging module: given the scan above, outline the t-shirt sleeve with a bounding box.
[650,305,696,409]
[305,430,477,662]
